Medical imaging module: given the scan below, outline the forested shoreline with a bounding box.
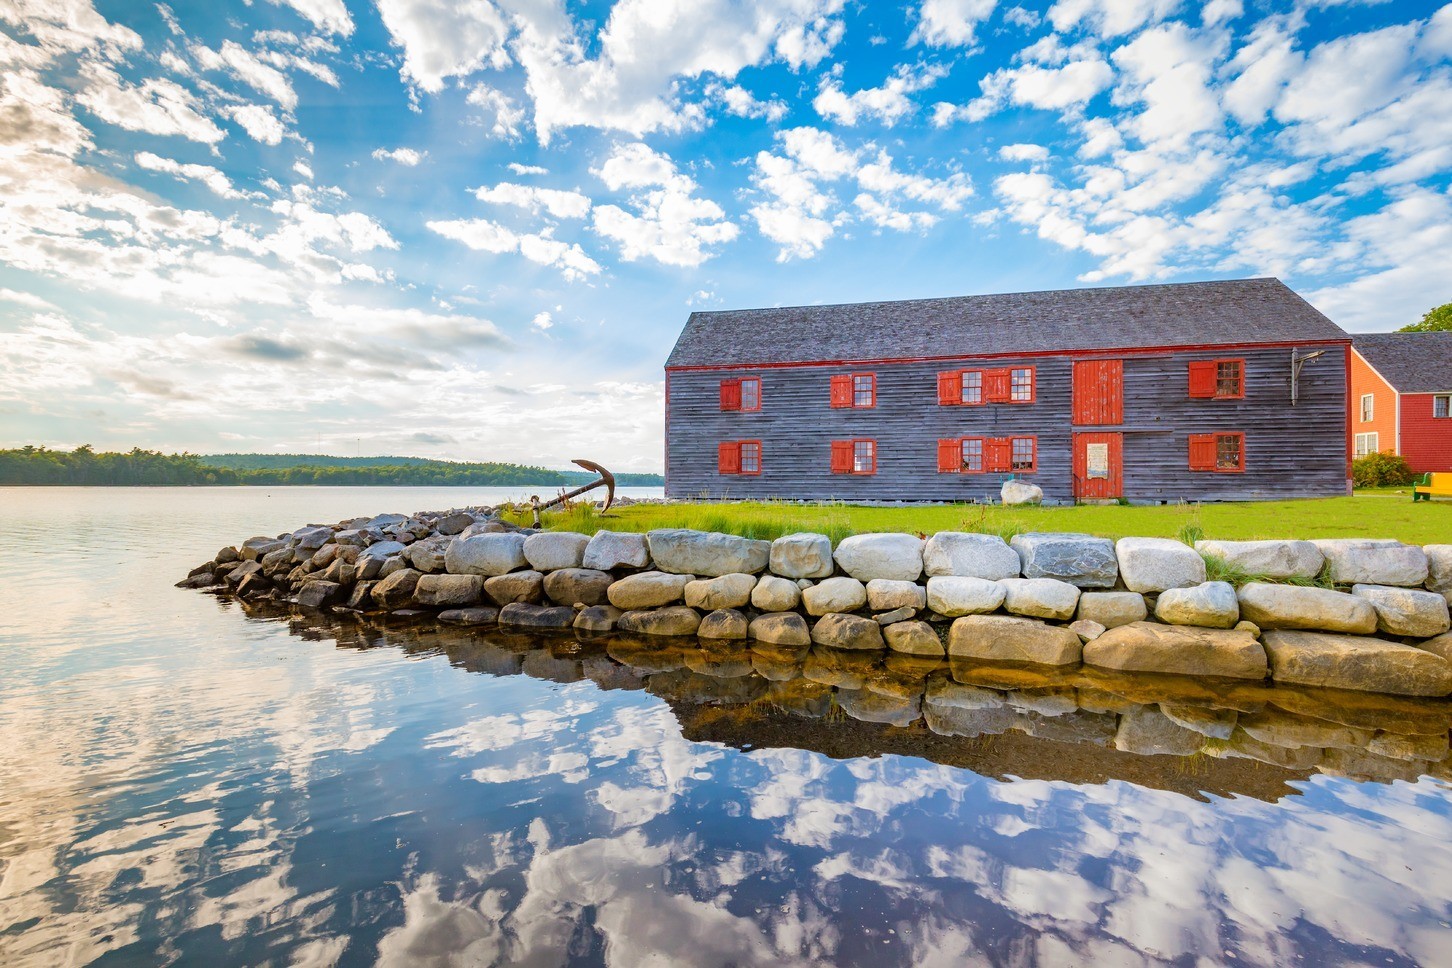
[0,447,663,487]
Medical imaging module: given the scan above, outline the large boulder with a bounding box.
[751,575,802,612]
[573,605,622,633]
[1001,480,1043,506]
[445,533,528,576]
[923,532,1020,580]
[884,621,944,656]
[866,579,926,611]
[1262,629,1452,696]
[296,580,343,609]
[925,576,1005,617]
[582,530,651,570]
[484,571,544,606]
[523,532,590,571]
[801,576,868,616]
[1195,539,1324,580]
[999,577,1080,621]
[434,511,475,536]
[947,615,1082,665]
[811,613,886,650]
[293,526,333,550]
[1010,533,1118,588]
[684,573,757,610]
[1351,584,1452,638]
[360,540,407,561]
[769,533,835,579]
[1425,545,1452,605]
[749,612,811,647]
[1237,582,1378,634]
[617,606,702,637]
[1154,581,1240,629]
[607,571,693,610]
[372,568,420,609]
[698,608,749,640]
[1115,537,1206,593]
[1311,539,1429,586]
[1076,591,1148,629]
[833,533,925,582]
[646,529,769,577]
[1082,622,1267,679]
[542,568,613,607]
[498,603,575,629]
[415,574,485,607]
[241,536,288,561]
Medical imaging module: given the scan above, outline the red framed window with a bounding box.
[939,368,1034,405]
[831,439,876,474]
[938,437,986,473]
[1188,359,1245,399]
[1189,432,1245,472]
[1010,436,1037,471]
[718,440,762,475]
[1010,367,1035,403]
[962,370,982,405]
[720,376,761,411]
[830,373,876,408]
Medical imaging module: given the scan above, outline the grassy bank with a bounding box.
[512,490,1451,545]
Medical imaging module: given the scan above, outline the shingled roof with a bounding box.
[1354,333,1452,394]
[667,277,1348,368]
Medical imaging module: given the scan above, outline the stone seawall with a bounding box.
[181,508,1452,699]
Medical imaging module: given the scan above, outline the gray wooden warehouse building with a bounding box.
[663,278,1352,504]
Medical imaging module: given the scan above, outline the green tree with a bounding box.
[1398,302,1452,332]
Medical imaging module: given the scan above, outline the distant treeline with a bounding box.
[0,447,663,487]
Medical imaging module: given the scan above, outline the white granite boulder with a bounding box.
[801,576,868,616]
[999,577,1080,621]
[1351,584,1452,638]
[607,571,693,610]
[647,529,770,577]
[922,532,1020,580]
[1154,581,1240,629]
[444,533,528,577]
[1195,539,1324,580]
[1010,533,1118,588]
[750,575,801,612]
[769,533,835,579]
[582,530,650,571]
[866,579,926,611]
[1116,537,1206,593]
[1311,539,1429,586]
[925,576,1005,617]
[684,573,757,610]
[404,535,451,571]
[1001,480,1043,506]
[833,533,924,582]
[1237,582,1378,635]
[523,532,590,571]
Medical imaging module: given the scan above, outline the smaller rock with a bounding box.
[445,533,528,576]
[617,606,702,637]
[1312,539,1429,586]
[498,603,576,629]
[749,612,812,647]
[874,606,917,626]
[293,525,333,550]
[582,530,651,570]
[438,606,499,625]
[416,573,485,607]
[1351,584,1451,638]
[811,613,886,650]
[608,571,693,610]
[1069,619,1106,642]
[542,568,613,607]
[751,575,802,612]
[647,529,769,577]
[523,532,591,571]
[684,573,757,610]
[379,558,405,579]
[769,533,835,579]
[1425,545,1452,605]
[1235,620,1261,637]
[1000,480,1042,506]
[884,621,943,656]
[923,532,1021,579]
[573,605,622,633]
[999,577,1080,621]
[833,533,925,582]
[356,557,384,581]
[296,580,342,609]
[948,615,1082,665]
[699,608,749,640]
[483,571,544,606]
[926,576,1005,617]
[360,540,407,560]
[1011,533,1118,588]
[346,581,375,611]
[372,568,420,609]
[1154,581,1240,629]
[1237,583,1378,635]
[1116,537,1206,593]
[865,578,926,611]
[1076,591,1148,629]
[801,576,868,616]
[1195,539,1324,580]
[215,546,239,564]
[435,511,475,536]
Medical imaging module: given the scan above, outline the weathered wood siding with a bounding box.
[665,343,1350,503]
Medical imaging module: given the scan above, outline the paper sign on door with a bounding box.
[1086,442,1110,479]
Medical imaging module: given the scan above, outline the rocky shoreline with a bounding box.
[181,507,1452,699]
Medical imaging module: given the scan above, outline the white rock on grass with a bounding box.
[1351,584,1452,638]
[926,576,1005,617]
[1311,539,1429,587]
[801,577,868,616]
[751,575,801,612]
[769,533,835,579]
[1076,592,1147,629]
[445,533,527,577]
[647,529,770,577]
[607,571,693,610]
[1195,540,1324,580]
[1116,537,1206,593]
[1001,480,1043,506]
[582,531,650,571]
[833,533,924,582]
[1425,545,1452,605]
[922,532,1020,579]
[999,577,1080,621]
[523,532,590,571]
[866,579,926,611]
[684,573,757,611]
[1155,581,1240,629]
[1237,582,1378,635]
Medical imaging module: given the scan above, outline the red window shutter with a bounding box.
[1188,361,1218,398]
[937,438,962,473]
[984,368,1011,403]
[830,440,852,473]
[829,374,852,408]
[718,441,740,474]
[1188,434,1216,470]
[937,371,962,405]
[985,437,1011,473]
[719,378,741,411]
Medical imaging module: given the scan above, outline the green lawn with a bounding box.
[512,489,1451,545]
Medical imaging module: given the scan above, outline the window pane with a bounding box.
[740,443,760,473]
[1437,396,1451,419]
[853,375,873,407]
[1010,368,1033,401]
[1010,438,1034,470]
[853,440,874,472]
[1215,434,1241,469]
[961,371,982,404]
[1215,360,1242,396]
[741,379,759,410]
[963,439,982,471]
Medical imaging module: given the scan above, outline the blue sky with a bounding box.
[1,0,1448,471]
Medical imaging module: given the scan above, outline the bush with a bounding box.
[1352,452,1416,488]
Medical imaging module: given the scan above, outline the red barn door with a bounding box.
[1072,359,1123,425]
[1073,432,1123,499]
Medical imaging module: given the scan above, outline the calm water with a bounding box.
[3,487,1452,967]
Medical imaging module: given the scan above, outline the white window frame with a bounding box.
[1435,395,1452,419]
[1360,393,1373,423]
[1354,432,1379,458]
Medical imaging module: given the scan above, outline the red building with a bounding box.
[1350,334,1452,473]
